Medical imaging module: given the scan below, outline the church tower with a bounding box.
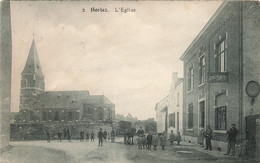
[19,39,45,110]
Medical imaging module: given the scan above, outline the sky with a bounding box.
[10,1,222,120]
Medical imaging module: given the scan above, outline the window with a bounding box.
[68,112,73,121]
[216,37,227,72]
[188,104,194,129]
[215,106,227,130]
[54,111,59,121]
[199,55,205,84]
[42,112,46,121]
[188,66,194,91]
[169,113,175,128]
[177,93,180,106]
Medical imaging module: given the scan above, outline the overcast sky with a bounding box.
[10,1,222,120]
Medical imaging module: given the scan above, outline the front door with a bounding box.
[246,114,260,157]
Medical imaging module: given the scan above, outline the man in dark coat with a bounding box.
[57,129,62,142]
[224,124,239,156]
[80,130,84,142]
[85,131,89,142]
[204,125,212,150]
[111,129,116,143]
[91,131,94,142]
[46,128,51,143]
[98,128,104,146]
[147,132,153,150]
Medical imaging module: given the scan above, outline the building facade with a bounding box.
[155,96,168,134]
[17,40,115,124]
[167,73,183,136]
[0,0,12,150]
[180,1,260,157]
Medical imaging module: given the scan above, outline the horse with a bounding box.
[124,127,136,145]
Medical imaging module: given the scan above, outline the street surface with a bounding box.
[1,138,255,163]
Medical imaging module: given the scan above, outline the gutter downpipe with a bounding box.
[239,1,244,156]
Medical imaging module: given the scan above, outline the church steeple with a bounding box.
[22,39,43,76]
[20,39,45,110]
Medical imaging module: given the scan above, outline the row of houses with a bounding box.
[155,1,260,159]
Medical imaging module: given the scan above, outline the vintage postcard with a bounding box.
[0,0,260,162]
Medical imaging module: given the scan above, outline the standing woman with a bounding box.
[152,132,159,150]
[160,132,167,150]
[197,124,205,147]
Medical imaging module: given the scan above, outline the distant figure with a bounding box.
[204,125,212,150]
[111,129,116,143]
[85,131,89,142]
[136,127,144,137]
[142,134,147,149]
[80,130,84,142]
[103,130,107,142]
[169,130,175,145]
[147,132,153,150]
[91,131,94,142]
[152,133,159,150]
[176,131,181,145]
[63,128,67,139]
[46,128,51,143]
[57,129,62,142]
[224,124,238,156]
[98,128,104,146]
[107,132,111,142]
[160,133,167,150]
[67,128,71,142]
[197,124,205,147]
[138,135,142,150]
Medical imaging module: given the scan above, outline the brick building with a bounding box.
[180,1,260,157]
[17,40,115,124]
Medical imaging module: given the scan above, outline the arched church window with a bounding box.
[42,112,46,121]
[68,112,73,121]
[54,111,59,121]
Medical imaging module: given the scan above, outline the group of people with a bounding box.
[45,127,116,144]
[197,124,238,156]
[135,127,182,151]
[97,128,116,146]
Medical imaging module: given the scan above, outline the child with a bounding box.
[138,136,142,150]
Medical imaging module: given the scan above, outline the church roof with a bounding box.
[22,39,44,76]
[28,90,113,109]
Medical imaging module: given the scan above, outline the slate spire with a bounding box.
[22,39,43,76]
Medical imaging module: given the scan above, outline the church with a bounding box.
[17,39,115,124]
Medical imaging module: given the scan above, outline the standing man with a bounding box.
[57,129,62,142]
[204,125,213,150]
[85,131,89,142]
[80,130,84,142]
[160,132,167,150]
[103,129,107,142]
[111,129,116,143]
[98,128,104,146]
[91,131,94,142]
[67,128,72,142]
[136,127,144,137]
[147,132,153,150]
[46,128,51,143]
[224,124,238,156]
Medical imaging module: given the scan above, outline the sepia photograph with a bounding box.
[0,0,260,162]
